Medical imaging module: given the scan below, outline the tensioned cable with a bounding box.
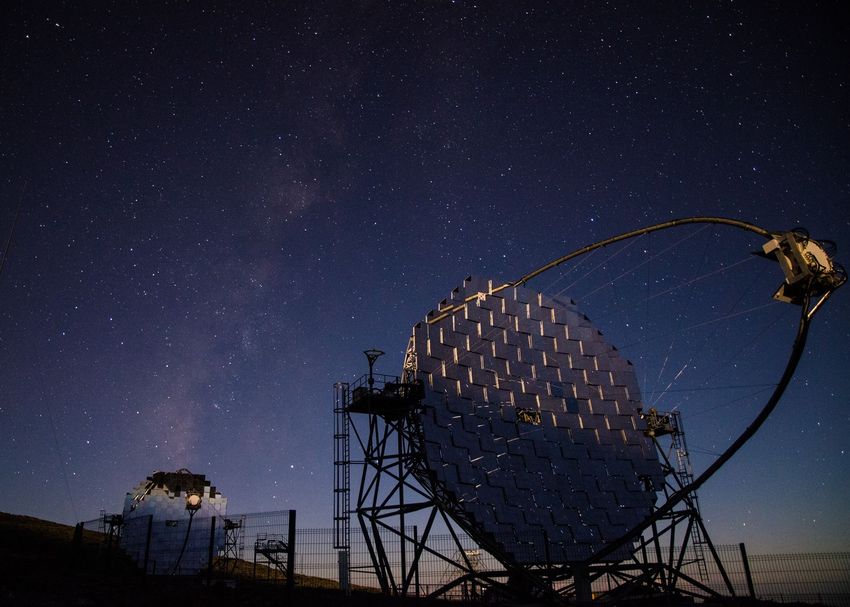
[6,184,81,522]
[587,254,765,406]
[427,217,772,325]
[573,224,711,301]
[552,232,647,298]
[651,361,691,408]
[568,288,814,570]
[652,338,676,403]
[643,230,652,396]
[685,385,775,419]
[540,245,603,296]
[667,304,787,416]
[0,181,25,282]
[648,250,762,406]
[616,301,780,351]
[650,266,781,415]
[644,382,777,395]
[689,447,723,457]
[44,396,80,522]
[639,255,756,305]
[577,226,711,400]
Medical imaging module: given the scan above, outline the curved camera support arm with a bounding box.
[424,216,844,587]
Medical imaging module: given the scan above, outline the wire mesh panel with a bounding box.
[117,515,148,570]
[234,510,294,582]
[748,552,850,606]
[77,508,848,604]
[294,529,340,588]
[119,513,222,575]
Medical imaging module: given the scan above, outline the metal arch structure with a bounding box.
[334,216,845,604]
[427,217,843,324]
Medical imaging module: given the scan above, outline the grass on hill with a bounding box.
[0,512,413,607]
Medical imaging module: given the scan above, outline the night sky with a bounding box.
[2,2,848,554]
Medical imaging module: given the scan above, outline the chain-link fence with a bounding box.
[746,551,850,606]
[77,512,850,605]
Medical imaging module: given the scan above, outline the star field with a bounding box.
[1,2,848,553]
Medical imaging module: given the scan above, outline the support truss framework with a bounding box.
[335,372,732,604]
[336,373,487,597]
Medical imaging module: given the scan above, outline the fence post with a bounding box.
[286,510,296,595]
[143,515,153,575]
[73,522,83,549]
[413,525,420,598]
[739,542,756,598]
[72,522,83,571]
[208,516,217,584]
[338,549,350,595]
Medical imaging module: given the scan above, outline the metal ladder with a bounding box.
[670,411,709,582]
[333,383,351,551]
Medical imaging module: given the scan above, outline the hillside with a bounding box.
[0,512,441,606]
[3,512,829,607]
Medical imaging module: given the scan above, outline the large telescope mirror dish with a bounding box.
[409,276,663,564]
[405,217,845,568]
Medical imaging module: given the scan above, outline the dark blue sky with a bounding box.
[1,2,848,553]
